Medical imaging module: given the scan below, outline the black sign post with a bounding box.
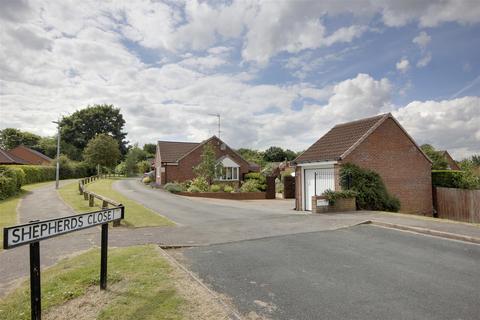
[3,206,124,320]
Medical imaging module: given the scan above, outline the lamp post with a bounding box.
[52,120,61,189]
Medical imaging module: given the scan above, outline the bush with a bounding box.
[0,167,19,200]
[432,170,480,190]
[5,165,56,184]
[240,179,261,192]
[189,176,209,192]
[244,172,267,191]
[164,182,183,193]
[339,163,400,212]
[223,185,234,193]
[210,184,221,192]
[187,185,201,193]
[137,160,151,174]
[322,189,358,205]
[115,162,126,175]
[142,176,151,184]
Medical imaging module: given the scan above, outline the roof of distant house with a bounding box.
[9,145,53,162]
[0,148,28,164]
[156,141,201,163]
[294,113,431,164]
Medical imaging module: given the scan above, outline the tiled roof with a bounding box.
[157,141,200,163]
[0,148,28,164]
[10,145,53,162]
[295,114,389,163]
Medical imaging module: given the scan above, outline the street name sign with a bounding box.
[3,206,124,320]
[4,208,123,249]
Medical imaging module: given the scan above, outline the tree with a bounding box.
[0,128,41,149]
[420,144,448,170]
[60,104,128,156]
[193,142,217,184]
[236,148,266,167]
[143,143,156,156]
[263,146,287,162]
[83,134,120,169]
[124,145,148,176]
[35,136,82,160]
[470,154,480,167]
[284,149,297,161]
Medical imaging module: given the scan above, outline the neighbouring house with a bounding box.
[293,113,433,215]
[154,136,252,186]
[439,150,461,170]
[8,145,53,165]
[0,148,28,165]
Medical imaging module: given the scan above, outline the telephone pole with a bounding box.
[52,120,61,189]
[208,113,221,138]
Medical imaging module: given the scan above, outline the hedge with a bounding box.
[5,165,55,184]
[432,170,479,189]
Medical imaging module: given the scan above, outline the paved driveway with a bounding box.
[182,225,480,320]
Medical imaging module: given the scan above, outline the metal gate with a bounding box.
[304,167,335,210]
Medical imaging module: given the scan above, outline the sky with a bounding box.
[0,0,479,159]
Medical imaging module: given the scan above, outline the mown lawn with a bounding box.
[0,181,57,250]
[0,245,184,320]
[58,178,174,227]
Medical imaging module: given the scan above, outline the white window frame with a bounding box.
[215,156,240,181]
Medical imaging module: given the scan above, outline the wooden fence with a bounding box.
[433,187,480,223]
[78,174,123,226]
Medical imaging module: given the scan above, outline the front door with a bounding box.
[304,167,335,210]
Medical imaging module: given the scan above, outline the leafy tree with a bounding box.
[284,149,297,161]
[83,134,120,169]
[420,144,448,170]
[470,154,480,167]
[0,128,41,149]
[35,136,82,160]
[263,146,287,162]
[60,104,128,156]
[193,142,217,184]
[236,148,266,167]
[143,143,156,156]
[124,145,148,176]
[137,160,152,174]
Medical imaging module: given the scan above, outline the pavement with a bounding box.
[182,225,480,320]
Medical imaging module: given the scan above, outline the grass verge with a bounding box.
[0,245,184,320]
[0,181,57,250]
[58,178,174,227]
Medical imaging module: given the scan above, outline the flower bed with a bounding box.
[176,191,266,200]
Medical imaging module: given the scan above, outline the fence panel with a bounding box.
[434,187,480,223]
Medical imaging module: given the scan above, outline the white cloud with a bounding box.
[396,58,410,73]
[413,31,431,50]
[417,53,432,68]
[394,96,480,158]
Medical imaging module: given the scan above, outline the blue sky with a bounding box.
[1,0,479,158]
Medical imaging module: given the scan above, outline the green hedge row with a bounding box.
[432,170,479,189]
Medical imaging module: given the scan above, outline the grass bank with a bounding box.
[58,178,174,227]
[0,181,57,250]
[0,245,183,319]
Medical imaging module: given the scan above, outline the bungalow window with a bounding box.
[215,156,240,181]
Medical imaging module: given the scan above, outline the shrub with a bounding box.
[210,184,221,192]
[339,163,400,212]
[115,162,126,175]
[2,165,56,184]
[0,167,19,200]
[187,185,201,193]
[190,176,209,192]
[137,160,151,174]
[223,185,234,193]
[322,189,358,205]
[244,172,267,191]
[142,176,151,184]
[240,180,260,192]
[164,182,183,193]
[432,170,479,190]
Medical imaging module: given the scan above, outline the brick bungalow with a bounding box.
[9,145,53,165]
[154,136,253,186]
[439,150,461,170]
[0,148,28,164]
[293,113,433,215]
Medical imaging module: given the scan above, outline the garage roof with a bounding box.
[0,148,28,164]
[294,113,431,164]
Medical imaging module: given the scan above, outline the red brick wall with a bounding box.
[295,166,302,210]
[342,118,432,215]
[164,137,250,184]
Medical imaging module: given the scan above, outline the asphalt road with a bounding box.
[183,225,480,320]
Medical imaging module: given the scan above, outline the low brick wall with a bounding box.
[312,196,356,213]
[177,191,266,200]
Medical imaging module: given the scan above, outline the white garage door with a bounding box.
[304,167,335,210]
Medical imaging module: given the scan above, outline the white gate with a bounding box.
[304,167,335,210]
